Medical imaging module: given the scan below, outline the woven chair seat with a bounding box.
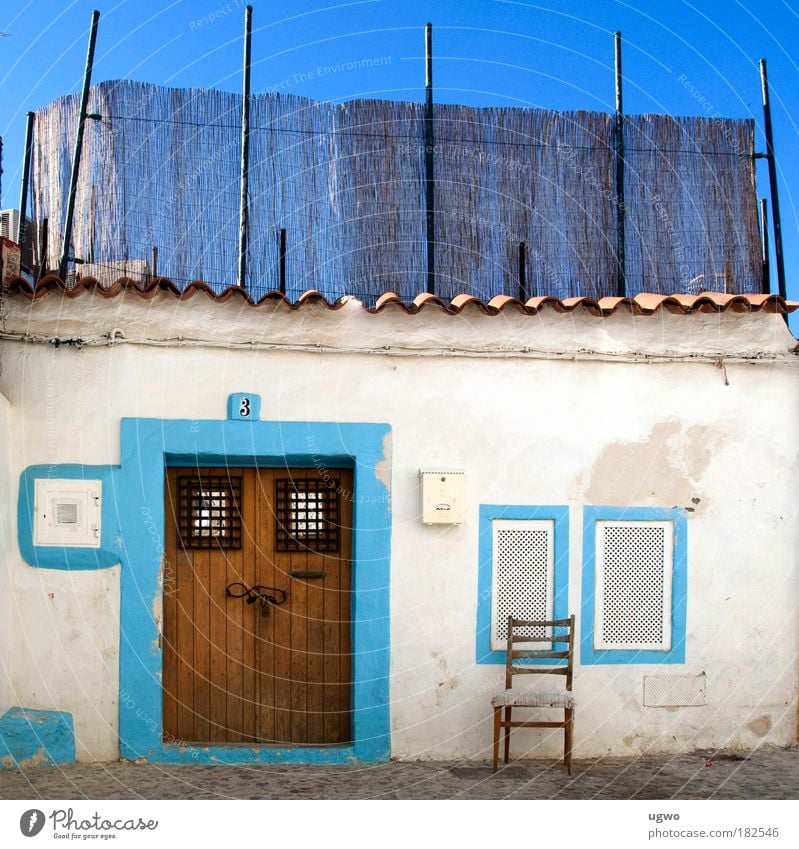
[491,688,574,709]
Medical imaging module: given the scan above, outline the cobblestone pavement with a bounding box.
[1,748,798,800]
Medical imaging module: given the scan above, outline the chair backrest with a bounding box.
[504,614,575,690]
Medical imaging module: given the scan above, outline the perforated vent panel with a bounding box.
[643,674,706,707]
[490,519,554,651]
[594,521,673,651]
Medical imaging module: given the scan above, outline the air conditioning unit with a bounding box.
[0,209,23,242]
[0,209,36,271]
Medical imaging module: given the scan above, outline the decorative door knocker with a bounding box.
[226,582,288,617]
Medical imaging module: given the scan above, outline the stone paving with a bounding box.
[1,748,798,800]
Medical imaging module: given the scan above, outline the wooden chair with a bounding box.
[490,614,575,774]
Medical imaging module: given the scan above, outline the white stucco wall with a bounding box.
[1,290,797,761]
[0,392,13,717]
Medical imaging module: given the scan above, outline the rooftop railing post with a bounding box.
[18,111,35,246]
[279,228,287,295]
[614,31,626,298]
[424,22,436,295]
[58,10,100,281]
[759,198,770,296]
[237,5,253,290]
[759,59,786,303]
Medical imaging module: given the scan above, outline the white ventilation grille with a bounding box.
[594,520,673,651]
[644,674,706,707]
[490,519,554,650]
[56,502,79,524]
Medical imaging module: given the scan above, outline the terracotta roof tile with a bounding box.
[3,276,797,315]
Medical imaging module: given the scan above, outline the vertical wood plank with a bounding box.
[338,469,354,744]
[322,530,340,744]
[255,468,276,743]
[224,470,247,742]
[193,545,212,742]
[205,467,229,743]
[162,470,179,742]
[289,468,309,745]
[272,470,293,744]
[175,495,195,742]
[240,469,258,743]
[305,542,326,744]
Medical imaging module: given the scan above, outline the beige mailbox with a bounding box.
[419,470,465,525]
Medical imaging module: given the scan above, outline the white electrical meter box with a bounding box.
[419,470,465,525]
[34,479,102,547]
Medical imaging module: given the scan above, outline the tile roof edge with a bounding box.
[2,277,797,315]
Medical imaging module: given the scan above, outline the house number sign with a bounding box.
[227,393,261,421]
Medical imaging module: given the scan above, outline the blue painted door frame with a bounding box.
[19,417,393,764]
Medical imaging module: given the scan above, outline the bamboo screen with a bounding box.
[30,79,761,303]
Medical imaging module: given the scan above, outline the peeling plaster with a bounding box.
[375,430,392,492]
[582,419,725,512]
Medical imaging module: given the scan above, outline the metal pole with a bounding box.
[518,242,527,301]
[151,245,158,279]
[58,10,100,281]
[614,31,626,298]
[279,228,287,294]
[424,22,435,295]
[37,218,48,281]
[760,198,770,295]
[18,111,34,245]
[759,59,786,301]
[89,183,96,263]
[237,5,253,290]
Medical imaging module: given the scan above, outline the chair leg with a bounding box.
[503,707,512,764]
[492,707,502,773]
[564,708,573,775]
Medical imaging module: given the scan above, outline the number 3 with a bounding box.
[239,398,251,417]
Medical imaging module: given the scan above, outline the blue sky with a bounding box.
[2,0,798,317]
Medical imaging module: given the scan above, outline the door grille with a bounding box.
[177,475,242,549]
[275,477,340,552]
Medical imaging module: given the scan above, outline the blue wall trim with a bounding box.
[18,465,121,569]
[476,504,569,665]
[19,418,392,764]
[0,707,76,768]
[581,505,688,665]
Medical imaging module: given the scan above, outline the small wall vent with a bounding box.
[644,674,706,707]
[34,479,102,548]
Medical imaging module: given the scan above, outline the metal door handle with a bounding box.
[289,570,326,580]
[226,582,287,616]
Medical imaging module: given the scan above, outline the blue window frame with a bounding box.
[581,506,687,665]
[476,504,569,665]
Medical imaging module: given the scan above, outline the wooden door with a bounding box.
[162,466,352,745]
